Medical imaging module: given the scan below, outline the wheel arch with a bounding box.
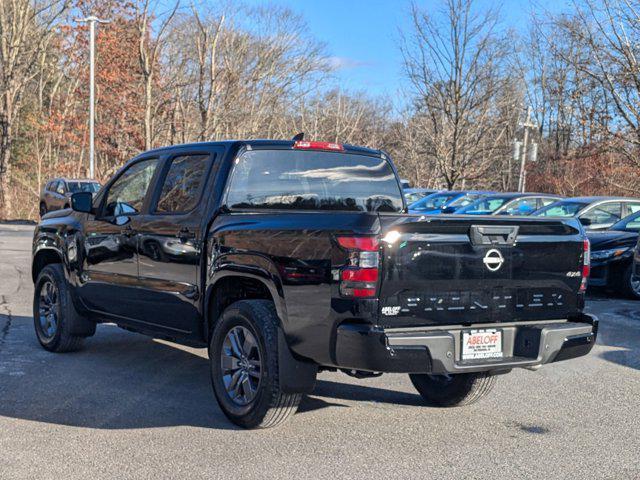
[204,271,288,343]
[32,247,64,282]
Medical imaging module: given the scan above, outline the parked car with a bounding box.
[440,191,496,213]
[32,139,597,429]
[633,240,640,297]
[403,188,438,205]
[40,178,101,216]
[408,190,492,214]
[455,193,561,216]
[532,196,640,230]
[587,210,640,299]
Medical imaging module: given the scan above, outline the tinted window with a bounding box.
[104,159,158,217]
[534,201,587,217]
[448,193,482,208]
[68,181,101,193]
[226,150,402,212]
[503,197,538,215]
[461,196,511,213]
[614,211,640,232]
[156,154,210,213]
[628,203,640,214]
[411,192,459,211]
[582,202,622,225]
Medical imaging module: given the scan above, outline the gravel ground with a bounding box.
[0,224,638,480]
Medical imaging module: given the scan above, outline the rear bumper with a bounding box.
[334,314,598,374]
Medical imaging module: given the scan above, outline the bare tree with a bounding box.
[0,0,69,217]
[561,0,640,193]
[135,0,179,150]
[401,0,516,189]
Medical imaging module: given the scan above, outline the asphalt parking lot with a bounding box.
[0,224,639,480]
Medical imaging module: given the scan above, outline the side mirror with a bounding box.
[71,192,93,213]
[579,217,592,227]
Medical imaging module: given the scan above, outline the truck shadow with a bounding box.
[595,316,640,371]
[0,318,422,430]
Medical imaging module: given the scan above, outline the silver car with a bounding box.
[39,178,101,216]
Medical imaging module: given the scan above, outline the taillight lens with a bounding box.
[336,236,379,297]
[580,238,590,292]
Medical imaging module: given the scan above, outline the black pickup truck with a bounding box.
[32,140,597,428]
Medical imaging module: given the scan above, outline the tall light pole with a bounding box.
[516,106,539,193]
[76,16,110,179]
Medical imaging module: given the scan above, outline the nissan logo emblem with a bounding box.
[483,249,504,272]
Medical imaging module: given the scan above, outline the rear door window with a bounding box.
[626,202,640,214]
[582,202,622,225]
[540,197,557,207]
[503,197,538,215]
[155,154,211,214]
[226,149,403,212]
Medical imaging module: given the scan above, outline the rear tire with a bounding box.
[409,372,496,407]
[209,300,301,429]
[617,264,640,300]
[39,202,47,217]
[33,264,95,352]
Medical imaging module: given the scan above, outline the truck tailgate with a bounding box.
[377,215,585,328]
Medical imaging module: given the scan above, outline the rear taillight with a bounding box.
[580,238,590,292]
[337,236,379,298]
[293,141,344,151]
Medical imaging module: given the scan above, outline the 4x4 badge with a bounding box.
[483,249,504,272]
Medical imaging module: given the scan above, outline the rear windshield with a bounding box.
[533,201,587,217]
[68,181,101,193]
[225,149,403,212]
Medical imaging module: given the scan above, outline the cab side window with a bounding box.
[103,158,158,217]
[155,154,211,214]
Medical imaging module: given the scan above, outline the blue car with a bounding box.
[455,193,562,215]
[409,191,493,214]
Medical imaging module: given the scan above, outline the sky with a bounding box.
[241,0,572,106]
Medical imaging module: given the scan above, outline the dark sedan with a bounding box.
[587,210,640,299]
[532,196,640,230]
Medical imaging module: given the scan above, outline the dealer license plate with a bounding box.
[461,329,503,360]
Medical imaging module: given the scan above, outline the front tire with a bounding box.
[409,372,496,407]
[209,300,301,429]
[617,264,640,300]
[33,264,95,352]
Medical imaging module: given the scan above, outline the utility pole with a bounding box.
[76,16,110,179]
[516,106,539,193]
